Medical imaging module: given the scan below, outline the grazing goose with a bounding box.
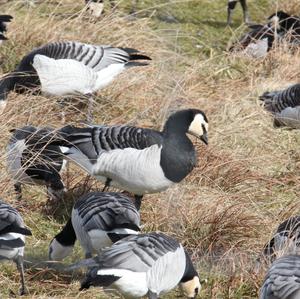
[0,41,151,120]
[0,200,32,295]
[259,84,300,128]
[263,216,300,261]
[259,254,300,299]
[227,0,249,25]
[49,192,140,260]
[7,126,66,202]
[57,109,208,210]
[80,232,201,299]
[0,15,13,44]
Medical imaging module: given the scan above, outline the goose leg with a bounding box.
[87,93,94,124]
[130,0,138,14]
[15,255,27,295]
[102,178,112,192]
[148,290,158,299]
[14,183,22,201]
[239,0,250,24]
[134,195,143,211]
[227,0,237,25]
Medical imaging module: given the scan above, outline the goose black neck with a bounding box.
[163,110,194,137]
[55,218,76,246]
[180,251,198,283]
[0,74,15,101]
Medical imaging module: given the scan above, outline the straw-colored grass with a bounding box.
[1,0,300,298]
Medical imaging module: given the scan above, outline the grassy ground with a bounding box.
[1,0,300,298]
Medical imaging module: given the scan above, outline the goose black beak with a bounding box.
[200,133,208,145]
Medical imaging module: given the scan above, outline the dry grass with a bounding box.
[1,0,300,298]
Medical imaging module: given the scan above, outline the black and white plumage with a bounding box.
[0,41,151,119]
[227,0,249,25]
[263,216,300,261]
[229,11,300,58]
[49,192,140,260]
[259,254,300,299]
[7,126,66,201]
[0,200,32,295]
[268,11,300,44]
[229,23,275,58]
[57,109,208,210]
[259,84,300,128]
[0,15,13,44]
[80,232,201,299]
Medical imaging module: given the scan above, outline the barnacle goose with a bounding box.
[57,109,208,210]
[0,41,151,119]
[0,200,32,295]
[0,15,12,44]
[259,84,300,128]
[259,254,300,299]
[262,216,300,261]
[7,126,66,202]
[49,192,140,260]
[227,0,249,25]
[79,232,201,299]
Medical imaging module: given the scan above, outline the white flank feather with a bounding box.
[33,55,97,95]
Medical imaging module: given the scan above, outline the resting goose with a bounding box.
[49,192,140,260]
[57,109,208,210]
[80,232,201,299]
[0,15,12,44]
[227,0,249,25]
[263,216,300,261]
[0,200,32,295]
[259,84,300,128]
[259,254,300,299]
[0,41,151,120]
[7,126,66,201]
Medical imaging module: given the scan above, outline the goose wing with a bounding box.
[59,124,162,162]
[260,84,300,114]
[18,41,150,72]
[0,201,31,236]
[74,192,140,232]
[260,255,300,299]
[97,232,181,273]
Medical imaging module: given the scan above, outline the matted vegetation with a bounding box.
[1,0,300,298]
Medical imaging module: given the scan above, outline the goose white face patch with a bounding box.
[180,276,201,298]
[270,15,280,30]
[87,2,104,17]
[188,114,208,138]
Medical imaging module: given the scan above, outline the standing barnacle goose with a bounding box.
[80,232,201,299]
[7,126,66,202]
[0,41,151,120]
[0,15,13,45]
[259,254,300,299]
[0,200,32,295]
[259,84,300,128]
[49,192,140,260]
[262,216,300,262]
[227,0,249,25]
[57,109,208,210]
